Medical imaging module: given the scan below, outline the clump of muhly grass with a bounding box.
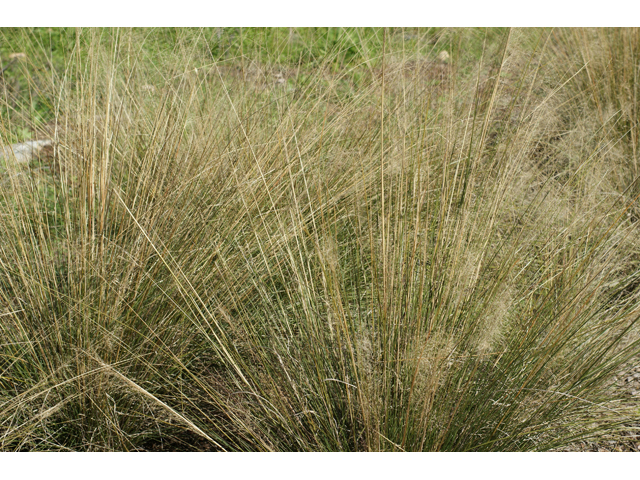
[0,28,639,451]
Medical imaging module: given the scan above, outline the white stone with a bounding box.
[0,139,53,164]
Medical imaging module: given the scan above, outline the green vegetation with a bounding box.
[0,27,639,451]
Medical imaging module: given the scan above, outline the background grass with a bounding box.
[0,27,639,451]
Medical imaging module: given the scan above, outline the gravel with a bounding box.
[557,354,640,452]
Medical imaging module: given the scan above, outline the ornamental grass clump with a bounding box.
[0,27,639,451]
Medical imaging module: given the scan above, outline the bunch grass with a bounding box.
[0,27,639,451]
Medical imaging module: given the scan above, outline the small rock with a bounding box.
[633,373,640,379]
[288,29,301,43]
[0,140,53,164]
[8,52,26,60]
[438,51,450,63]
[626,376,634,383]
